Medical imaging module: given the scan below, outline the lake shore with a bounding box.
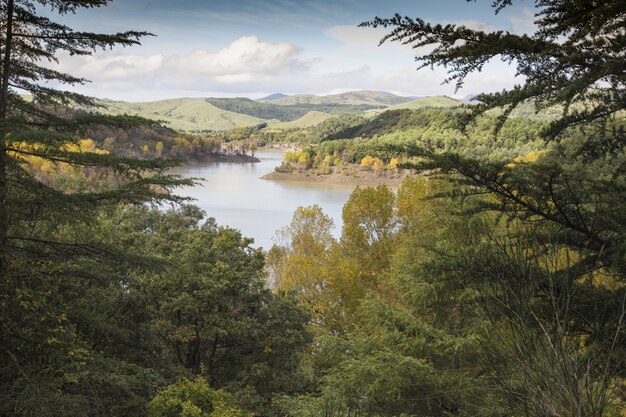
[261,170,411,187]
[188,153,260,164]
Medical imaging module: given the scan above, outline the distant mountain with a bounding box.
[460,94,480,103]
[268,90,413,107]
[258,93,289,101]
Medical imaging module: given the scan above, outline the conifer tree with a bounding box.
[0,2,189,415]
[363,0,626,283]
[363,1,626,415]
[0,0,187,275]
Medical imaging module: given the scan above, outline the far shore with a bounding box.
[184,153,260,164]
[262,170,412,187]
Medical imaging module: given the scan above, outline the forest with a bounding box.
[206,98,384,121]
[1,1,625,417]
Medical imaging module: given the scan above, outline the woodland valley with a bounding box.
[1,1,625,417]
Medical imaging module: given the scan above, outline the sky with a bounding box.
[44,0,538,101]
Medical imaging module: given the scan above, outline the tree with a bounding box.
[0,2,189,415]
[155,140,165,156]
[362,0,625,137]
[341,185,397,283]
[120,205,311,414]
[280,179,491,417]
[269,205,350,330]
[363,1,626,415]
[147,377,252,417]
[0,0,185,273]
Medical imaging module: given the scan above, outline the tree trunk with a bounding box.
[0,0,15,277]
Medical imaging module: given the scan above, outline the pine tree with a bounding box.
[362,0,626,283]
[363,1,626,415]
[0,0,188,275]
[0,2,190,415]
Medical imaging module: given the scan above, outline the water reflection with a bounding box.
[170,151,355,250]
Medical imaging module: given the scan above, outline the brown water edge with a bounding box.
[261,169,413,187]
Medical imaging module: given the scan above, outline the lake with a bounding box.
[170,151,356,250]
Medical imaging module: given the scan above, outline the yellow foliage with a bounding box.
[297,152,310,165]
[63,139,108,155]
[360,155,374,168]
[9,138,114,192]
[507,149,545,168]
[269,205,362,331]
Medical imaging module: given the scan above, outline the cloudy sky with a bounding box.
[45,0,537,101]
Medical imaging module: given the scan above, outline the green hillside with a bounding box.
[389,95,462,110]
[88,94,461,132]
[206,98,309,121]
[207,97,385,120]
[268,111,333,129]
[98,98,264,132]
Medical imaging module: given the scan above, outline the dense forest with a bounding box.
[1,1,625,417]
[268,108,550,178]
[206,98,384,121]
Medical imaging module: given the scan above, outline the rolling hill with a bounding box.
[268,111,333,129]
[260,90,413,107]
[98,98,265,132]
[92,92,462,132]
[259,93,289,101]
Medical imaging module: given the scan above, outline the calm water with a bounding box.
[170,151,355,250]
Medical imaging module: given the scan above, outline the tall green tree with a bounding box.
[0,2,188,416]
[363,1,626,415]
[0,0,185,273]
[109,205,311,415]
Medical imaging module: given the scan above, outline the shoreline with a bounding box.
[184,153,260,164]
[261,170,411,187]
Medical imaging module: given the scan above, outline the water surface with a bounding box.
[170,151,355,249]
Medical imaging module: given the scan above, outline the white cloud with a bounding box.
[47,32,521,101]
[52,35,307,88]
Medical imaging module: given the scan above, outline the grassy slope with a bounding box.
[86,94,464,132]
[268,111,333,129]
[99,98,264,131]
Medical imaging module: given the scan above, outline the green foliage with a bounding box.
[274,179,495,417]
[147,377,252,417]
[114,205,312,414]
[388,95,461,110]
[353,1,626,415]
[277,108,546,179]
